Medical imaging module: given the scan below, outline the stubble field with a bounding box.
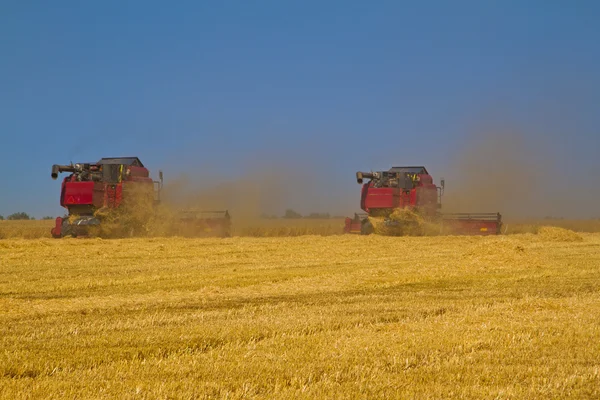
[2,217,600,239]
[1,226,599,399]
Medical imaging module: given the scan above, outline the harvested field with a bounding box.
[0,218,348,239]
[1,232,599,398]
[232,218,346,237]
[502,218,600,234]
[2,218,600,239]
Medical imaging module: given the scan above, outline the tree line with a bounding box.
[0,210,339,221]
[0,212,54,221]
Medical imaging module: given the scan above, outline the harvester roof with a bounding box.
[389,166,429,174]
[97,157,144,167]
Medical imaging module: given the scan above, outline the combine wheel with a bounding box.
[360,219,374,235]
[61,220,75,238]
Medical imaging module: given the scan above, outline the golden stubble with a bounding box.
[1,232,599,398]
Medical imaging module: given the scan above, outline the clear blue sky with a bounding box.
[1,1,599,218]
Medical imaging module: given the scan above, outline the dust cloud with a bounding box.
[157,160,339,230]
[153,124,598,225]
[440,126,599,220]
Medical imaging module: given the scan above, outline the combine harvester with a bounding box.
[344,166,502,236]
[50,157,231,238]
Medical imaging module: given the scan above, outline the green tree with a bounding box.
[7,212,31,220]
[283,209,302,219]
[305,212,330,219]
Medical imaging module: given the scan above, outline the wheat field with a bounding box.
[0,219,348,239]
[2,217,600,239]
[1,228,599,399]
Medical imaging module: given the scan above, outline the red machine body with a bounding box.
[50,156,232,238]
[50,157,161,237]
[344,166,502,235]
[358,166,439,217]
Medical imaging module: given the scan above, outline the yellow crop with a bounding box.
[1,230,599,398]
[2,218,600,238]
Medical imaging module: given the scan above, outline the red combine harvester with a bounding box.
[50,157,231,238]
[344,166,502,235]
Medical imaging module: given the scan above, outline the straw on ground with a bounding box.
[1,231,599,399]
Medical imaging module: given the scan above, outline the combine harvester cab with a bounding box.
[50,158,233,238]
[50,157,160,238]
[345,166,502,236]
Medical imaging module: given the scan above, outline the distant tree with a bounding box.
[7,212,31,220]
[283,209,302,219]
[260,213,278,219]
[0,215,4,220]
[305,212,330,219]
[42,216,54,220]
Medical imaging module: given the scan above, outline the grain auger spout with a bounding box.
[51,164,77,180]
[356,172,376,184]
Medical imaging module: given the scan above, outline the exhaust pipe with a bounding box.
[356,171,374,184]
[51,164,75,180]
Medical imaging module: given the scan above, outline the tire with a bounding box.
[61,220,74,238]
[360,219,374,235]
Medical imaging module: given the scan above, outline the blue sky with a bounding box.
[1,1,599,218]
